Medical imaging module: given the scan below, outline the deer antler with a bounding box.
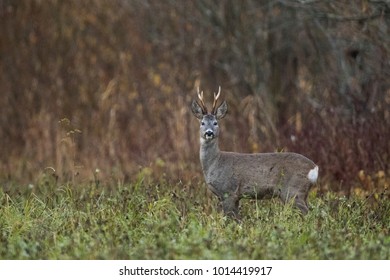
[212,86,221,114]
[197,87,208,114]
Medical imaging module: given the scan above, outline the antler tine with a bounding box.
[197,87,208,114]
[212,86,221,114]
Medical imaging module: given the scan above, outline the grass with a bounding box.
[0,175,389,260]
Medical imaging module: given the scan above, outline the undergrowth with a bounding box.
[0,177,389,259]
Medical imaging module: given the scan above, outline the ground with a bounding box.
[0,177,389,259]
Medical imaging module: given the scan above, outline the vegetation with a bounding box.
[0,0,389,260]
[0,1,389,190]
[1,176,389,259]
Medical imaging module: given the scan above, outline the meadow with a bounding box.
[1,174,389,260]
[1,0,389,262]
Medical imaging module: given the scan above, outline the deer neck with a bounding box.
[199,137,220,173]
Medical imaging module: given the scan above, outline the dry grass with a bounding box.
[0,1,389,191]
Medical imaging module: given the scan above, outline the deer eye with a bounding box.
[201,122,205,126]
[213,122,218,126]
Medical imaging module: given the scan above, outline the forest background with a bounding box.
[1,0,389,195]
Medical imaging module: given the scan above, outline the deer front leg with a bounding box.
[221,194,240,220]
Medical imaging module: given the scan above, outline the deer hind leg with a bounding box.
[296,181,313,215]
[294,198,309,215]
[280,191,309,215]
[280,180,311,215]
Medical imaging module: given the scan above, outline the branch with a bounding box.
[278,0,389,22]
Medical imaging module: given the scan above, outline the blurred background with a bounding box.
[0,0,389,193]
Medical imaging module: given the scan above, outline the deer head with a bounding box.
[191,87,227,141]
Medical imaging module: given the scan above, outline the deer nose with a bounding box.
[204,130,214,139]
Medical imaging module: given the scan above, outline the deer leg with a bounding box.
[280,179,310,215]
[281,191,309,215]
[294,199,309,215]
[221,194,240,220]
[295,181,312,215]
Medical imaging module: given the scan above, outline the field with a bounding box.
[1,0,390,263]
[1,176,389,260]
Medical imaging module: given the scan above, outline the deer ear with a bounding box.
[191,100,205,119]
[215,100,227,120]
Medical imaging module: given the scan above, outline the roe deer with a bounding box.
[191,87,319,218]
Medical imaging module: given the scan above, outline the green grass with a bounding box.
[0,177,389,259]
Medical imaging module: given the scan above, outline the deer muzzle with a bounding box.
[204,130,214,140]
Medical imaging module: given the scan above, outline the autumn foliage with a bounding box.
[0,1,389,193]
